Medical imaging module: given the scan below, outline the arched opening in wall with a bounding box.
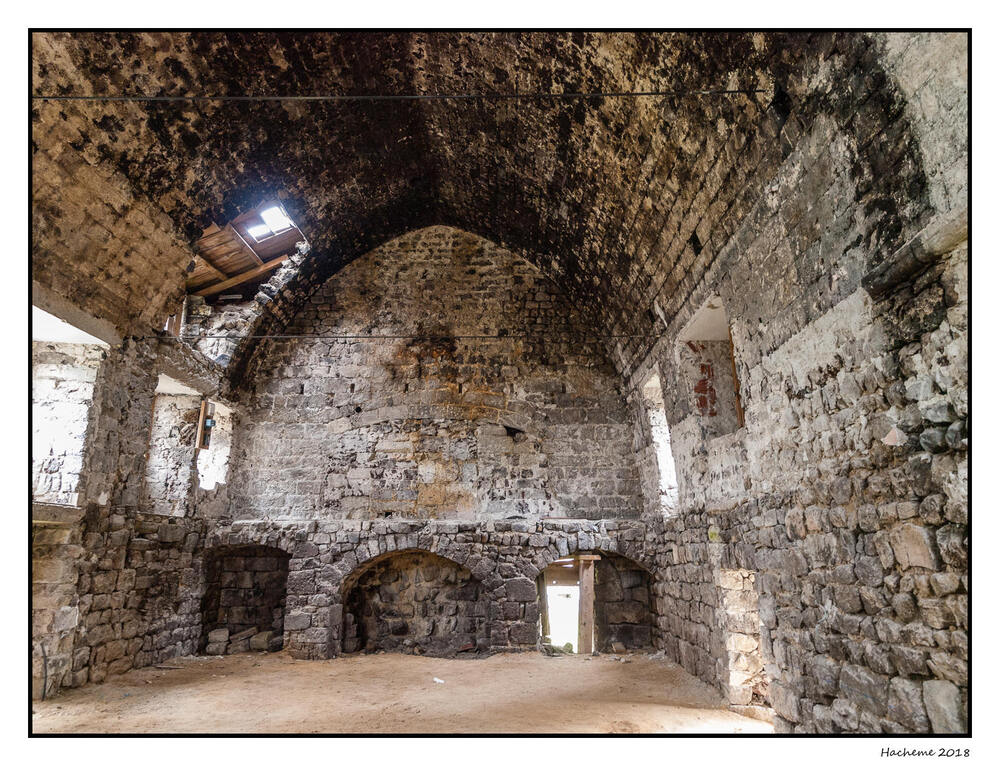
[641,371,678,515]
[676,296,744,438]
[200,545,290,655]
[32,306,109,507]
[341,550,489,656]
[538,553,655,655]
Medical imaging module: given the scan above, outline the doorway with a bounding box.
[539,555,599,654]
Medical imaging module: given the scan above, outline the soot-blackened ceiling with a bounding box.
[32,32,929,381]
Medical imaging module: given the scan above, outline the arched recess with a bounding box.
[339,548,490,656]
[199,544,291,654]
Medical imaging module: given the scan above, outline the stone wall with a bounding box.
[594,554,655,651]
[343,550,488,655]
[31,103,194,340]
[29,33,967,736]
[201,544,290,652]
[32,341,106,506]
[32,521,85,699]
[620,71,967,730]
[206,518,652,660]
[31,334,234,696]
[637,238,967,732]
[143,393,200,517]
[230,227,639,521]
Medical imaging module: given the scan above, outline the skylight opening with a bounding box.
[247,205,294,242]
[247,223,272,240]
[260,206,293,232]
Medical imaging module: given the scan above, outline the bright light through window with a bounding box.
[247,223,272,240]
[260,206,293,233]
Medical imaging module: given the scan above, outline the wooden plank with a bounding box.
[191,256,228,281]
[195,225,234,250]
[227,223,264,265]
[194,400,208,452]
[200,243,245,259]
[544,565,580,587]
[192,255,289,297]
[578,559,595,655]
[537,574,550,642]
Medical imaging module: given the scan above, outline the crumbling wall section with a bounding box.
[640,244,967,733]
[32,521,85,699]
[33,336,231,695]
[629,97,967,732]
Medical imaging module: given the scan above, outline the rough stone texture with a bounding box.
[877,33,968,217]
[31,333,236,697]
[206,518,650,659]
[33,341,107,506]
[142,393,200,517]
[343,550,488,655]
[32,522,85,699]
[30,32,967,733]
[30,33,957,380]
[200,544,289,651]
[230,227,638,521]
[593,554,655,651]
[640,242,968,732]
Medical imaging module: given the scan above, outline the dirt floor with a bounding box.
[32,651,774,734]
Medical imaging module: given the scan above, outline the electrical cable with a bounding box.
[33,88,766,103]
[164,334,675,340]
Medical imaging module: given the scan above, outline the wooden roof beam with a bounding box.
[191,255,228,281]
[191,255,289,297]
[227,224,264,265]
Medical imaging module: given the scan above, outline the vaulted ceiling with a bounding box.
[32,32,929,383]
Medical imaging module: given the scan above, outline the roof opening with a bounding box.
[186,200,308,301]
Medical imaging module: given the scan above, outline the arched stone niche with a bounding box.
[340,549,490,656]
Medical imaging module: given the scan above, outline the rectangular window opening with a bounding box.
[676,296,744,438]
[196,400,233,491]
[540,559,582,654]
[143,375,202,516]
[32,306,109,507]
[642,371,679,515]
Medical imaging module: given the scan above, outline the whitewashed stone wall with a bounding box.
[32,341,106,506]
[142,393,200,517]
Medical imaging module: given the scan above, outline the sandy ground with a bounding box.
[32,651,773,734]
